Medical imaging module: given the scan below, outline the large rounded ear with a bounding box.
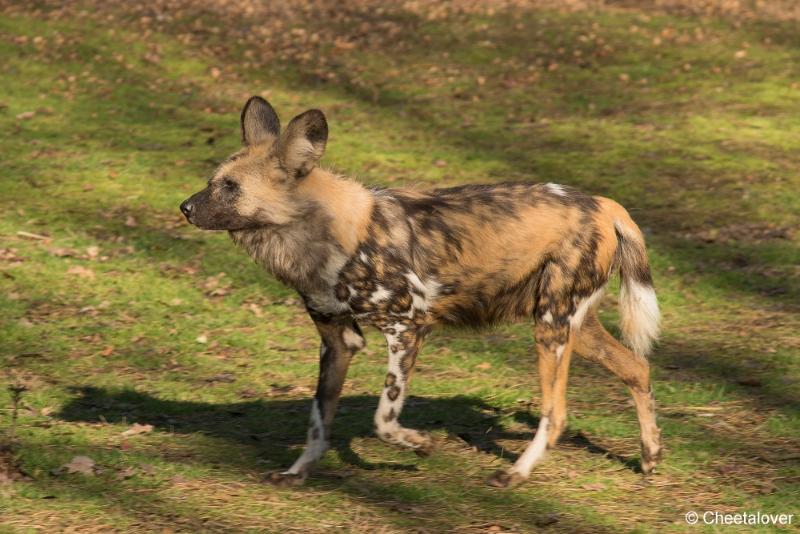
[240,96,281,146]
[277,109,328,178]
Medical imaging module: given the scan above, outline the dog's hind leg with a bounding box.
[575,310,662,474]
[487,319,573,488]
[266,314,365,487]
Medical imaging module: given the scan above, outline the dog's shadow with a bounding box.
[57,386,638,473]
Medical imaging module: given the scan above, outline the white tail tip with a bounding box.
[620,279,660,357]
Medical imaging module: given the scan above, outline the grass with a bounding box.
[0,1,798,532]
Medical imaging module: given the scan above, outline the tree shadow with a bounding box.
[593,321,800,415]
[12,434,615,534]
[9,2,800,308]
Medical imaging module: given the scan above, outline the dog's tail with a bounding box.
[613,218,660,358]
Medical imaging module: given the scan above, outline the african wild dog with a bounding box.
[180,96,662,488]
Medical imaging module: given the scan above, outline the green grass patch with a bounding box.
[1,3,798,532]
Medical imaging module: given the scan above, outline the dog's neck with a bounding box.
[229,168,373,295]
[295,168,374,256]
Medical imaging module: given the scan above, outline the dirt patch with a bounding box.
[678,222,795,245]
[0,443,29,485]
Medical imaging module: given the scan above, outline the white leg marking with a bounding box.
[411,292,427,311]
[569,287,605,332]
[374,328,406,436]
[286,399,327,474]
[542,310,553,324]
[511,416,550,477]
[405,272,441,312]
[342,328,365,350]
[373,325,430,452]
[369,284,392,303]
[555,344,566,363]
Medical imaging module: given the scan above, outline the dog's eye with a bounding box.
[223,178,238,190]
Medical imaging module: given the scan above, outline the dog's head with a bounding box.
[180,96,328,230]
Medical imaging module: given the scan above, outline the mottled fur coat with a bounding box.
[180,97,662,488]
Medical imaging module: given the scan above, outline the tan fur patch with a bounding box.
[593,196,643,275]
[297,168,373,254]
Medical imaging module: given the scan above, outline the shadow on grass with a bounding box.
[53,386,626,532]
[57,386,640,473]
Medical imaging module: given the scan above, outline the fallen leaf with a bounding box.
[534,514,560,527]
[16,111,36,120]
[208,287,230,297]
[16,230,49,241]
[205,373,236,384]
[333,38,356,50]
[246,303,263,317]
[269,384,311,396]
[86,246,100,259]
[0,248,24,263]
[121,423,154,437]
[581,482,605,491]
[196,334,208,344]
[116,467,137,480]
[476,362,492,370]
[61,456,95,475]
[49,247,78,257]
[67,265,95,279]
[203,273,232,297]
[125,215,138,227]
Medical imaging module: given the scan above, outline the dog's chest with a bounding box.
[329,251,442,325]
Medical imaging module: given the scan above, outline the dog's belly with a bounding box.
[429,273,539,328]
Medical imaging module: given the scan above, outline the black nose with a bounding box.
[180,200,194,218]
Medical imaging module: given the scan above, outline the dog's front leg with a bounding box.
[373,321,433,456]
[266,315,365,487]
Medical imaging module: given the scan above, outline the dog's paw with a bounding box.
[263,470,307,488]
[486,469,527,489]
[640,455,661,476]
[640,440,663,475]
[413,433,436,458]
[382,428,436,456]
